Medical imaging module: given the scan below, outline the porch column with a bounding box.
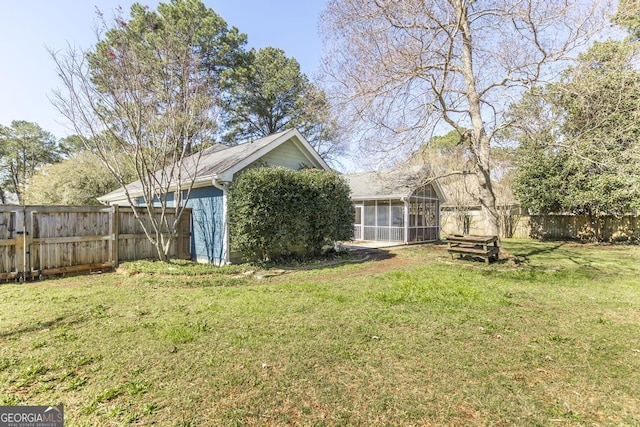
[404,198,409,244]
[436,199,441,241]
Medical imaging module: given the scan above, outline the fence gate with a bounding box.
[0,209,19,281]
[0,206,116,282]
[1,205,192,282]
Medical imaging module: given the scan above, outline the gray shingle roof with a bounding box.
[345,166,444,200]
[98,129,318,203]
[192,131,286,178]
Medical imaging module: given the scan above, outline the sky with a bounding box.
[0,0,328,140]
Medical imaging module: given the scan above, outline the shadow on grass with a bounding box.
[276,248,396,272]
[504,241,566,263]
[0,315,85,339]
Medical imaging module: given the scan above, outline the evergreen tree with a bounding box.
[0,121,61,204]
[221,47,343,164]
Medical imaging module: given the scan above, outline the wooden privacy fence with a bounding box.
[442,209,639,242]
[509,214,640,241]
[0,205,191,281]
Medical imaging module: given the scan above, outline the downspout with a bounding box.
[212,176,230,265]
[401,197,409,245]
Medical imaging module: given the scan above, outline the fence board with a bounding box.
[0,205,191,281]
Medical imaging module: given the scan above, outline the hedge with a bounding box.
[228,167,354,261]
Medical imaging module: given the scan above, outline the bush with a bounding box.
[228,167,353,261]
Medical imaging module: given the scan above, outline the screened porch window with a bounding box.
[357,200,404,242]
[364,201,376,226]
[377,203,389,226]
[391,203,404,227]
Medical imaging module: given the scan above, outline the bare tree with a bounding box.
[322,0,611,235]
[50,1,243,261]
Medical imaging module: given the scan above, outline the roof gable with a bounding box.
[212,129,329,181]
[98,129,330,203]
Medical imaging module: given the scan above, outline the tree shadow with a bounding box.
[510,242,566,261]
[275,247,396,272]
[0,315,86,339]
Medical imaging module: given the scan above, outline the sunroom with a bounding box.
[345,167,446,244]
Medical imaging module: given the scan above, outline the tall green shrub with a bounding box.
[228,167,353,261]
[299,168,354,255]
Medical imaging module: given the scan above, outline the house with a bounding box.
[438,174,524,238]
[344,167,446,244]
[98,129,330,265]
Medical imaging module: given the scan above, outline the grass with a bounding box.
[0,239,639,426]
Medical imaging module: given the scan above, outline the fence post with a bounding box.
[110,205,119,268]
[14,208,24,281]
[27,209,35,276]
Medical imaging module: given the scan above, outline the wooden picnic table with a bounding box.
[446,234,499,264]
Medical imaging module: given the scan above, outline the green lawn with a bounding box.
[1,240,639,426]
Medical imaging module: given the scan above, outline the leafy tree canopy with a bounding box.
[613,0,640,39]
[91,0,248,93]
[25,151,136,205]
[510,36,640,215]
[57,135,86,157]
[85,0,249,155]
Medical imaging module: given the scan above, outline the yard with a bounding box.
[1,240,639,426]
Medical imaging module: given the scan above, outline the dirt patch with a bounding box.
[353,250,412,274]
[301,246,429,282]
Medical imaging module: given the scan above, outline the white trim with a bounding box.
[404,199,410,244]
[431,179,447,204]
[352,195,413,202]
[98,175,218,204]
[353,204,363,240]
[352,195,441,203]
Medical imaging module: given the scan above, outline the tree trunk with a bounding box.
[476,163,500,237]
[458,3,500,237]
[154,218,172,263]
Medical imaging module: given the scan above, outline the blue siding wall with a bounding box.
[135,192,175,207]
[186,186,225,264]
